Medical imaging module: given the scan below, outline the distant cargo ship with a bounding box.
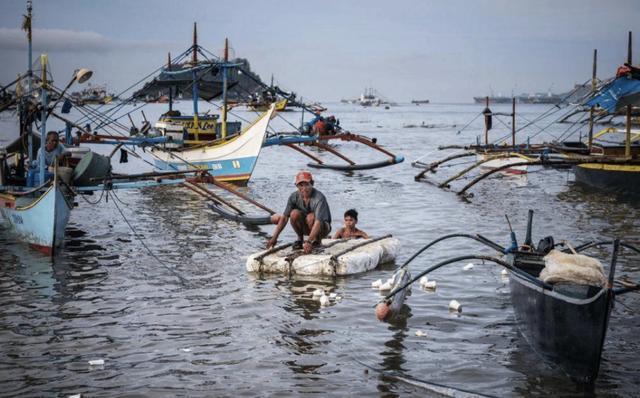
[411,99,430,105]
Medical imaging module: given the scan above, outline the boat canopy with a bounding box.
[585,72,640,113]
[133,61,239,101]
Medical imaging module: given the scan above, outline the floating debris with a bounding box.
[501,269,509,276]
[449,300,462,312]
[320,293,330,307]
[463,263,474,271]
[329,292,337,299]
[88,359,104,366]
[371,279,383,288]
[312,289,324,297]
[422,280,437,290]
[415,330,427,337]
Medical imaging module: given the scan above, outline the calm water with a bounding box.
[1,102,639,397]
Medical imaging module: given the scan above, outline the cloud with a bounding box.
[0,28,175,53]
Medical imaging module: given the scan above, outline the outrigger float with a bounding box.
[413,32,640,197]
[376,210,639,384]
[246,235,399,276]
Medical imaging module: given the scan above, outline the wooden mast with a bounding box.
[511,97,516,147]
[167,52,173,112]
[625,31,632,158]
[191,22,200,141]
[588,49,597,151]
[221,38,229,139]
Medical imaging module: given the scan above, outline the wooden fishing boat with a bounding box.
[247,98,288,112]
[246,236,399,276]
[0,172,73,255]
[506,249,614,384]
[379,211,639,384]
[151,104,275,184]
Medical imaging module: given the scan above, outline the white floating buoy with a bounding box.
[463,263,474,271]
[371,279,383,288]
[312,289,324,297]
[320,294,330,307]
[415,330,427,337]
[88,359,104,366]
[379,281,393,291]
[423,280,437,290]
[449,300,462,312]
[501,269,509,276]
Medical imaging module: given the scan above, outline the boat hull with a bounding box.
[508,253,612,383]
[574,163,640,194]
[478,155,528,175]
[0,181,73,255]
[152,105,275,184]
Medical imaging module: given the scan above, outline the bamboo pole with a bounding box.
[588,49,597,151]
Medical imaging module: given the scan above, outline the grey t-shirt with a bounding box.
[283,188,331,225]
[36,143,67,167]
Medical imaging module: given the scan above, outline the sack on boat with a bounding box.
[539,249,606,287]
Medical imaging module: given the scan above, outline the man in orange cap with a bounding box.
[268,170,332,254]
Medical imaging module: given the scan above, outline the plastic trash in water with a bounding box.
[415,330,427,337]
[329,292,337,299]
[501,269,509,276]
[88,359,104,366]
[67,395,81,398]
[181,348,192,352]
[463,263,474,271]
[312,289,324,297]
[423,280,437,290]
[379,280,393,291]
[320,294,330,307]
[371,279,383,288]
[419,276,429,286]
[449,300,462,312]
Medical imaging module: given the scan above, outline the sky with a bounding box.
[0,0,639,103]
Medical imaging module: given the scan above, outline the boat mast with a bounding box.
[25,0,34,163]
[511,97,516,147]
[38,54,48,184]
[167,52,173,112]
[191,22,200,141]
[625,31,632,158]
[221,38,228,139]
[588,49,597,151]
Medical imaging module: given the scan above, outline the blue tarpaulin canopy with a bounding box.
[585,75,640,113]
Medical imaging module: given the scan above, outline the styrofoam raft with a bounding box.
[247,237,399,276]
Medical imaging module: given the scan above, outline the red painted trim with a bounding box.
[30,243,54,256]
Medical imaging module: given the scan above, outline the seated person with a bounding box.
[35,131,69,171]
[268,170,332,254]
[333,209,369,239]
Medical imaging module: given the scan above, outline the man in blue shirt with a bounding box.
[36,131,69,171]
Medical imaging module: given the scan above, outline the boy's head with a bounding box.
[344,209,358,226]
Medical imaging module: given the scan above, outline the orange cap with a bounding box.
[295,170,313,185]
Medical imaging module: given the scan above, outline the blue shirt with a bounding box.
[36,143,67,167]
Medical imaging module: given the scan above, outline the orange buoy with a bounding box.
[375,301,391,320]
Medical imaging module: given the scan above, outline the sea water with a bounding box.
[0,102,638,397]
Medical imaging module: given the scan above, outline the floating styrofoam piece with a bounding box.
[312,289,324,297]
[419,276,429,286]
[329,292,337,299]
[501,269,509,276]
[181,348,192,352]
[335,296,342,302]
[449,300,462,312]
[415,330,427,337]
[246,237,400,276]
[463,263,474,271]
[320,294,330,307]
[88,359,104,366]
[379,281,393,291]
[372,279,383,288]
[422,280,437,290]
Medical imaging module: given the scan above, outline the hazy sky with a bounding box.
[0,0,638,103]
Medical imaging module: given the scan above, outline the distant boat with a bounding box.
[473,95,512,104]
[411,99,430,105]
[358,87,396,107]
